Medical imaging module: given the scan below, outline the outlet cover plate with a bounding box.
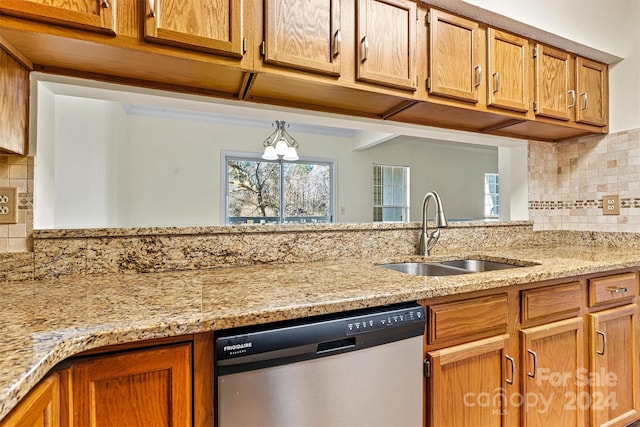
[0,187,18,224]
[602,194,620,215]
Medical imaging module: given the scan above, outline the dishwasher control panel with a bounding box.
[346,306,424,335]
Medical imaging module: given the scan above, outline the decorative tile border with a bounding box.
[529,198,640,210]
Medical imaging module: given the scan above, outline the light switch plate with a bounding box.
[602,195,620,215]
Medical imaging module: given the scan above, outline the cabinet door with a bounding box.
[0,374,59,427]
[428,9,479,103]
[356,0,416,91]
[576,57,608,127]
[144,0,243,58]
[263,0,340,76]
[534,44,573,121]
[487,28,528,113]
[0,0,115,34]
[520,317,585,427]
[0,46,29,155]
[427,335,512,426]
[588,304,639,427]
[69,343,192,427]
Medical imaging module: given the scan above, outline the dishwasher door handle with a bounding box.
[317,337,356,354]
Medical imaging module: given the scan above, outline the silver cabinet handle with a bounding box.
[581,92,589,110]
[506,355,515,385]
[493,72,500,93]
[568,90,576,108]
[361,36,369,62]
[475,65,482,87]
[148,0,155,17]
[527,349,538,378]
[333,30,342,58]
[101,0,110,7]
[606,286,628,293]
[596,330,607,355]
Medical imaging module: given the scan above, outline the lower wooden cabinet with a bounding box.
[1,337,208,427]
[426,334,512,426]
[520,317,585,427]
[0,374,60,427]
[65,343,192,427]
[588,304,640,427]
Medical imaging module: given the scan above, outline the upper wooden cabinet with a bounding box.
[262,0,340,76]
[487,28,528,113]
[356,0,416,91]
[427,9,479,103]
[0,0,116,34]
[144,0,244,58]
[534,44,573,121]
[576,56,608,127]
[534,44,607,127]
[0,44,29,155]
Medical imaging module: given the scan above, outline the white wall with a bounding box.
[53,96,125,228]
[463,0,640,132]
[40,96,498,228]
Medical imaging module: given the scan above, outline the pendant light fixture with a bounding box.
[262,120,299,161]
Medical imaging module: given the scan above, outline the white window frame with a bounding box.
[221,151,337,225]
[373,164,410,223]
[484,172,499,218]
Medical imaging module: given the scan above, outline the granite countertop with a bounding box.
[2,244,640,420]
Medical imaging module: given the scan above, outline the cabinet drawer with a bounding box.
[588,273,638,307]
[427,294,508,345]
[521,282,582,323]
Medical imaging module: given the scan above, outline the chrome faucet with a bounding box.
[418,191,448,256]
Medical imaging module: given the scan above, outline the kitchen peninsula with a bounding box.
[1,221,640,426]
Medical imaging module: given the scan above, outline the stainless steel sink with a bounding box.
[440,259,522,272]
[378,262,471,276]
[378,259,528,277]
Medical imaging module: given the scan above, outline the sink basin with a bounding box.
[378,262,471,276]
[378,258,529,277]
[440,259,522,272]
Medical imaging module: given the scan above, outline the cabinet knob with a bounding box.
[333,30,342,58]
[596,330,607,355]
[580,92,589,110]
[526,349,538,378]
[361,36,369,62]
[568,90,576,108]
[475,65,482,88]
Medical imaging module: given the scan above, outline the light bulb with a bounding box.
[274,138,288,156]
[283,146,299,161]
[262,146,278,160]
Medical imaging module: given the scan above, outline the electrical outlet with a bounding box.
[602,195,620,215]
[0,187,18,224]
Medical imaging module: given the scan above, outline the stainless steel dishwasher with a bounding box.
[215,303,425,427]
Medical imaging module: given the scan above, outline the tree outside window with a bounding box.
[226,156,334,224]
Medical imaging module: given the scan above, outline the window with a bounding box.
[484,173,499,218]
[224,154,334,224]
[373,164,410,222]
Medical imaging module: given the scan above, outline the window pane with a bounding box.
[373,164,410,223]
[228,160,280,223]
[283,163,331,222]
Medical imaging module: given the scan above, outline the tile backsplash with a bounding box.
[0,155,34,252]
[529,128,640,231]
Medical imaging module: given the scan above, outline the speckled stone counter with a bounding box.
[2,243,640,421]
